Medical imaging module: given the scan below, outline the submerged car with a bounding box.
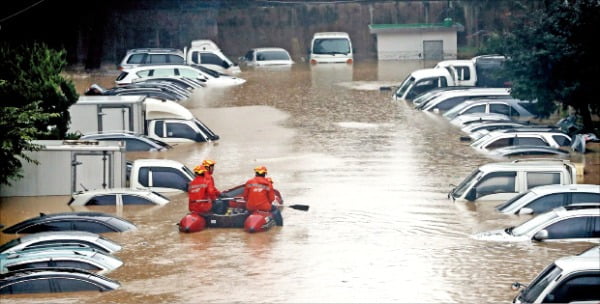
[0,231,122,254]
[471,205,600,242]
[0,247,123,275]
[487,145,570,160]
[511,246,599,303]
[470,130,572,152]
[240,47,294,68]
[448,159,577,202]
[2,212,137,234]
[0,267,120,294]
[118,48,185,71]
[444,98,535,121]
[68,188,170,206]
[115,64,246,87]
[496,184,600,215]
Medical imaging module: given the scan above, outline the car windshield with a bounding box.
[496,191,532,212]
[511,211,560,236]
[313,38,350,55]
[517,263,562,303]
[395,76,415,99]
[451,169,481,198]
[444,102,477,119]
[0,238,21,253]
[181,166,195,180]
[256,50,290,61]
[191,64,222,78]
[470,132,496,148]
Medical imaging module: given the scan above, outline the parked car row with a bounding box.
[396,60,599,302]
[0,214,133,294]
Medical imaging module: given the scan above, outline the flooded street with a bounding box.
[1,61,596,303]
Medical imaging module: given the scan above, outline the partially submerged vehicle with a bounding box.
[0,247,123,275]
[471,205,600,242]
[443,98,535,121]
[115,64,246,87]
[496,184,600,215]
[0,267,120,294]
[68,187,170,206]
[487,145,570,160]
[511,245,599,303]
[240,47,294,68]
[309,32,353,64]
[448,159,577,202]
[0,231,122,254]
[470,130,572,152]
[417,88,512,113]
[2,212,137,234]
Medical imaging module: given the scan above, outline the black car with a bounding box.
[2,212,136,234]
[0,268,120,294]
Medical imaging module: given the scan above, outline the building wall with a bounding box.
[376,30,457,60]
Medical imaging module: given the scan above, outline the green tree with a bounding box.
[482,0,599,133]
[0,42,78,186]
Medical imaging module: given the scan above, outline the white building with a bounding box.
[369,19,464,61]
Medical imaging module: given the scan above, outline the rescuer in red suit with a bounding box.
[243,166,276,212]
[202,159,221,197]
[188,165,219,213]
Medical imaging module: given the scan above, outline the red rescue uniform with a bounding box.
[243,176,275,212]
[205,170,221,197]
[188,175,219,213]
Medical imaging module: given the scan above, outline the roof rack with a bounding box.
[511,158,571,164]
[128,48,182,53]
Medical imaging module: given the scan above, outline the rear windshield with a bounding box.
[116,72,129,81]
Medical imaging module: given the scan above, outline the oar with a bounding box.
[286,204,309,211]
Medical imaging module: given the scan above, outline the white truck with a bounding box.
[127,159,195,193]
[68,96,219,143]
[183,40,241,74]
[393,55,509,101]
[309,32,354,64]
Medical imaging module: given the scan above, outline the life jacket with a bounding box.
[188,175,214,213]
[243,176,275,212]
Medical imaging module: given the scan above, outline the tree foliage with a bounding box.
[0,42,78,186]
[481,0,599,132]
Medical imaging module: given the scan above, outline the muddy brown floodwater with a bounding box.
[1,61,598,303]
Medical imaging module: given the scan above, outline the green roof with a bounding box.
[369,21,464,33]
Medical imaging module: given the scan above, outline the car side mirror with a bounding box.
[465,188,477,201]
[518,207,533,215]
[533,229,548,241]
[222,60,231,68]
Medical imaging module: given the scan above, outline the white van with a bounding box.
[309,32,353,64]
[184,40,241,74]
[448,159,577,202]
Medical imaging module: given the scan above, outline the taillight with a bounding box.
[346,58,353,64]
[310,59,317,65]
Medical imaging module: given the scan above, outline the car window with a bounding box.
[153,120,164,137]
[527,172,561,189]
[490,103,510,116]
[525,193,566,214]
[485,137,513,149]
[54,277,104,292]
[516,137,548,146]
[86,194,117,206]
[153,68,174,77]
[136,70,152,78]
[178,68,199,78]
[552,135,571,146]
[166,122,197,140]
[122,194,155,205]
[456,66,471,80]
[257,50,291,61]
[73,220,119,233]
[463,104,486,114]
[19,221,74,233]
[1,278,52,294]
[474,171,516,198]
[126,53,145,64]
[571,192,600,204]
[544,216,597,239]
[150,167,190,191]
[148,54,168,64]
[124,138,154,151]
[7,261,102,272]
[201,53,227,67]
[518,264,562,303]
[23,241,106,252]
[168,54,184,64]
[543,272,600,303]
[510,106,521,117]
[244,50,254,61]
[138,167,150,187]
[436,96,467,111]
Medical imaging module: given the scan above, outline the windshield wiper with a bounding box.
[505,226,515,235]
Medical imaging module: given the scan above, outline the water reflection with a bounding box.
[1,62,596,303]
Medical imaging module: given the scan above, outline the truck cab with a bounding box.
[184,40,240,74]
[434,60,477,86]
[309,32,353,64]
[128,159,194,193]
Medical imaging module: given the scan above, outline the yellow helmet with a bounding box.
[194,165,207,174]
[202,159,216,167]
[254,166,268,174]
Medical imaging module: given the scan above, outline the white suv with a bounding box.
[118,48,185,71]
[512,246,599,303]
[470,129,572,152]
[449,159,577,201]
[115,64,246,87]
